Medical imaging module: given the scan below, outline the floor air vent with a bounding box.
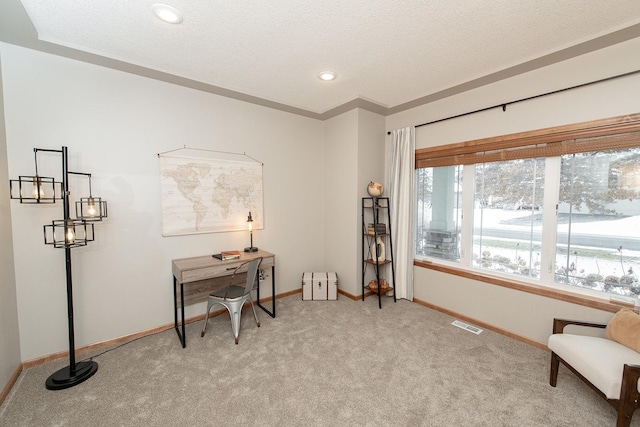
[451,320,483,335]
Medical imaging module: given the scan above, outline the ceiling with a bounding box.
[2,1,640,119]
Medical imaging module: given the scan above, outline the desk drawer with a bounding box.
[180,263,241,283]
[176,255,274,283]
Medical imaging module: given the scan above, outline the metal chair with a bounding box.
[200,257,262,344]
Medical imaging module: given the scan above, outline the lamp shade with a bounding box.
[76,197,108,221]
[9,175,61,203]
[244,211,258,252]
[44,219,94,248]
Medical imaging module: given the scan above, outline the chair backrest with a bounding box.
[242,257,262,294]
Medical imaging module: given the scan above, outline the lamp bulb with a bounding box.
[32,177,43,199]
[87,198,97,217]
[65,226,75,243]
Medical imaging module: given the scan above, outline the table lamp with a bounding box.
[244,211,258,252]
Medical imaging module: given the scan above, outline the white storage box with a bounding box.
[302,272,338,301]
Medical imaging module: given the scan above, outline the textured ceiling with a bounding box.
[8,1,640,115]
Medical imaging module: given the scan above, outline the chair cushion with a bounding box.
[605,308,640,353]
[211,285,246,299]
[548,333,640,399]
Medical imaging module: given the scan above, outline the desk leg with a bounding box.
[257,265,276,318]
[173,277,186,348]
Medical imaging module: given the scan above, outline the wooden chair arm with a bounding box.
[624,364,640,374]
[622,364,640,386]
[552,318,607,334]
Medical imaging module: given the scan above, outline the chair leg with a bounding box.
[616,364,640,427]
[205,298,260,344]
[201,301,214,337]
[248,299,260,327]
[230,305,242,345]
[550,352,560,387]
[617,411,633,427]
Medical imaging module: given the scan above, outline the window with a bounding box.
[555,149,640,295]
[414,113,640,299]
[415,166,462,261]
[473,158,544,278]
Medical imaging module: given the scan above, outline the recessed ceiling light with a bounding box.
[318,71,337,81]
[152,4,183,24]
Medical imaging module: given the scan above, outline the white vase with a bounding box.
[375,237,385,262]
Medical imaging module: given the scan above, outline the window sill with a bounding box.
[413,258,637,314]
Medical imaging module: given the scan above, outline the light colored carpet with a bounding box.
[1,294,636,426]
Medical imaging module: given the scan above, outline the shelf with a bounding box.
[362,197,389,210]
[361,196,395,308]
[365,285,393,294]
[364,258,391,265]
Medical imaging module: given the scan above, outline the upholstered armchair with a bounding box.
[548,309,640,427]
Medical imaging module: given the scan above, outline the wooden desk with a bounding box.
[172,249,275,347]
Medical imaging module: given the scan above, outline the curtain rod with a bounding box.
[387,69,640,135]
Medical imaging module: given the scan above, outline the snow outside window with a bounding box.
[473,158,545,279]
[415,148,640,298]
[555,148,640,297]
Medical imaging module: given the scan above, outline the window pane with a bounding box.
[473,159,545,278]
[415,166,462,261]
[555,148,640,296]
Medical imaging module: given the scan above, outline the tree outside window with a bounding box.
[473,158,544,278]
[555,149,640,296]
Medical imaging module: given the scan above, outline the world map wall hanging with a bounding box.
[158,152,263,236]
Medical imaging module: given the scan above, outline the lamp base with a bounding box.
[45,360,98,390]
[244,246,258,252]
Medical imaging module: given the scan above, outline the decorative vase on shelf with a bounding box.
[367,181,383,197]
[375,237,385,262]
[368,278,389,292]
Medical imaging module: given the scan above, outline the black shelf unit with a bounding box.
[361,197,396,308]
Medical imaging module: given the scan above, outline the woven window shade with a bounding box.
[415,113,640,169]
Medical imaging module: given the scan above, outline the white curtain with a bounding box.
[387,127,415,301]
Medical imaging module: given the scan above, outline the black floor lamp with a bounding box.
[9,146,108,390]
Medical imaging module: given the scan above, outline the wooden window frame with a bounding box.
[414,113,640,313]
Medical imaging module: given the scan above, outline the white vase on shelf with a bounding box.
[375,237,385,262]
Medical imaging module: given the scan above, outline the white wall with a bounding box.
[322,109,385,296]
[386,36,640,345]
[1,43,327,361]
[0,53,21,393]
[357,109,386,289]
[323,110,358,294]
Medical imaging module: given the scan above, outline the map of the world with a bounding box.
[159,155,263,236]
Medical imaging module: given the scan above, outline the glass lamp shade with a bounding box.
[9,175,62,203]
[244,211,258,252]
[44,219,94,248]
[75,197,108,221]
